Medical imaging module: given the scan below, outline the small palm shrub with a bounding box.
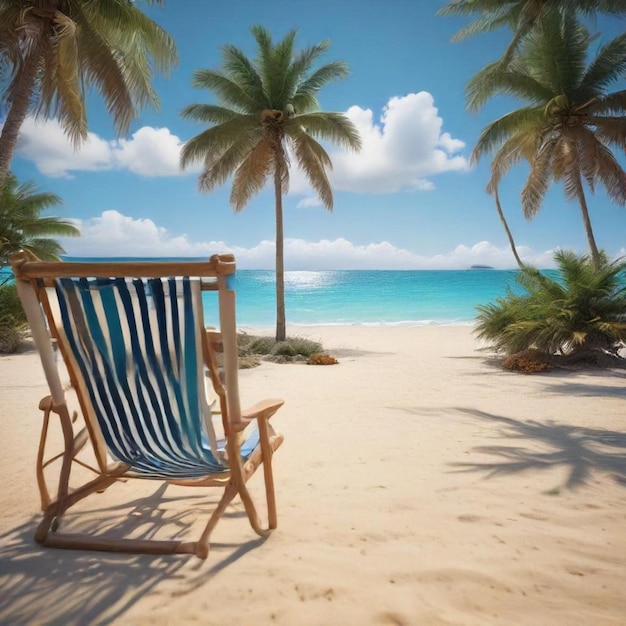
[0,314,27,353]
[0,284,26,324]
[0,284,28,353]
[475,251,626,363]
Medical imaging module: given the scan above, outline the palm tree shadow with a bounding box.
[0,483,266,625]
[452,408,626,490]
[542,380,626,398]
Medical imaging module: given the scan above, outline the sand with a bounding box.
[1,325,625,625]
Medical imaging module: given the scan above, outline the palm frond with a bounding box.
[220,43,266,104]
[230,136,274,212]
[252,26,297,106]
[180,103,245,125]
[471,107,542,164]
[574,0,626,16]
[585,116,626,155]
[37,26,86,146]
[585,143,626,205]
[290,132,333,209]
[466,62,554,112]
[446,7,518,42]
[190,69,259,113]
[521,139,557,218]
[292,112,362,151]
[295,61,350,100]
[72,16,136,134]
[74,0,176,133]
[198,135,263,192]
[487,130,541,189]
[179,115,257,169]
[591,90,626,117]
[289,40,332,85]
[0,173,79,264]
[82,1,177,74]
[515,11,589,97]
[579,32,626,96]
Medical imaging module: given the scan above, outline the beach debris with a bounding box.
[502,348,552,374]
[307,353,339,365]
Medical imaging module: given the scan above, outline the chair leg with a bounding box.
[34,472,122,544]
[196,481,240,559]
[36,399,53,510]
[238,430,284,536]
[258,418,282,530]
[32,397,77,531]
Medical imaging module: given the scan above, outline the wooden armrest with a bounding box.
[230,399,284,432]
[242,398,284,421]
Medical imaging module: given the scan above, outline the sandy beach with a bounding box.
[1,325,625,625]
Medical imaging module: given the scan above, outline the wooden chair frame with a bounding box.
[10,252,284,559]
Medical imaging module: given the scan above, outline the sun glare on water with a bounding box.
[284,271,337,290]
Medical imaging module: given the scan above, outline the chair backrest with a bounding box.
[11,253,243,478]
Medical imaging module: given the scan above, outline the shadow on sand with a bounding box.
[451,408,626,490]
[0,483,265,625]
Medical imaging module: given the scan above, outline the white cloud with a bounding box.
[329,92,470,194]
[113,127,185,176]
[62,210,231,257]
[16,117,113,177]
[288,92,469,203]
[13,93,467,194]
[60,210,556,270]
[295,195,324,209]
[15,117,194,178]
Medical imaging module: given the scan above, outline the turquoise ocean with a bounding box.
[0,258,536,328]
[231,268,523,328]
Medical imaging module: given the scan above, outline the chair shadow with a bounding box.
[0,483,265,625]
[451,408,626,490]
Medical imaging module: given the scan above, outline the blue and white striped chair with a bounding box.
[11,253,284,559]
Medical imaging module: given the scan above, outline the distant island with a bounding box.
[469,265,495,270]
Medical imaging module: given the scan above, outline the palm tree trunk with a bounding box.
[274,169,286,342]
[493,186,524,269]
[0,32,48,188]
[573,174,601,269]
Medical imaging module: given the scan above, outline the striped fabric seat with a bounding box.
[54,275,257,479]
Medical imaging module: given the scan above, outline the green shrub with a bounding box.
[236,333,324,361]
[243,335,276,355]
[0,284,27,324]
[475,251,626,361]
[272,337,321,358]
[0,314,27,353]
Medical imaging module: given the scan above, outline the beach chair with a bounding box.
[10,252,284,559]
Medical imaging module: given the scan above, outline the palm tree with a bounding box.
[437,0,626,66]
[475,250,626,361]
[180,25,361,341]
[468,11,626,269]
[0,172,79,266]
[0,0,177,187]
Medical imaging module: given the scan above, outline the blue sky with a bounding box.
[6,0,626,269]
